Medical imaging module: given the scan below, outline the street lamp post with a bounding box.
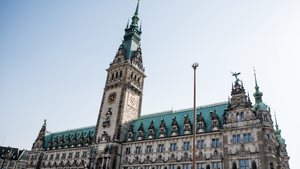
[192,63,198,169]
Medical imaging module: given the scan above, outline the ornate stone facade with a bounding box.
[27,1,290,169]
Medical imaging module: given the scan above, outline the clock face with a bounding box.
[107,92,117,104]
[236,97,241,102]
[240,152,246,156]
[128,93,138,108]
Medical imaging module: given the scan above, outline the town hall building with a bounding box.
[27,1,290,169]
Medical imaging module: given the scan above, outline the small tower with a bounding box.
[223,72,255,128]
[32,120,47,151]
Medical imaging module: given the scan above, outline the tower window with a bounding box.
[131,73,133,79]
[116,72,118,78]
[134,75,136,81]
[241,112,244,121]
[111,73,114,80]
[120,71,122,77]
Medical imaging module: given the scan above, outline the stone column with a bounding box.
[106,158,109,169]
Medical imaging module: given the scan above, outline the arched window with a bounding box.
[134,75,136,81]
[241,112,244,121]
[116,72,118,78]
[120,71,122,77]
[111,73,114,80]
[137,77,140,83]
[252,161,257,169]
[131,73,133,79]
[237,113,240,122]
[232,162,237,169]
[206,164,210,169]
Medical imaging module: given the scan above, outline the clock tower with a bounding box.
[94,1,145,168]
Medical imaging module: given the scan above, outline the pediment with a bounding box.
[167,154,178,162]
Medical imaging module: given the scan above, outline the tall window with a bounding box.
[126,148,131,154]
[159,144,164,152]
[270,163,274,169]
[62,153,66,159]
[241,112,244,121]
[212,139,219,147]
[68,153,73,158]
[239,159,249,169]
[136,147,141,154]
[82,152,87,157]
[213,162,220,169]
[157,166,164,169]
[145,166,152,169]
[198,140,204,148]
[197,163,205,169]
[198,123,203,129]
[147,146,153,153]
[233,135,237,143]
[184,142,190,150]
[171,143,177,151]
[170,165,176,169]
[237,113,240,122]
[183,164,190,169]
[248,133,252,142]
[213,121,218,127]
[237,135,241,143]
[55,154,60,159]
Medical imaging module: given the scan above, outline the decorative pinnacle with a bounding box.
[44,119,47,124]
[274,111,279,130]
[192,63,199,69]
[253,67,259,91]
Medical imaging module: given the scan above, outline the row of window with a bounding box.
[43,152,87,160]
[111,71,123,80]
[233,133,252,144]
[125,163,221,169]
[126,134,253,155]
[0,162,25,169]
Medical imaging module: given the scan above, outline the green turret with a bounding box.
[274,112,285,144]
[123,0,142,60]
[252,68,268,111]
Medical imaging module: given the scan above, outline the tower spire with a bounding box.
[122,0,142,61]
[252,68,268,111]
[274,111,279,131]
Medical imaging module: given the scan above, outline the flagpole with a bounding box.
[192,63,198,169]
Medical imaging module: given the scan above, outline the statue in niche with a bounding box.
[103,108,112,128]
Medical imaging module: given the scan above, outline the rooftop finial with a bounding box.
[253,67,259,91]
[274,111,279,130]
[231,71,241,84]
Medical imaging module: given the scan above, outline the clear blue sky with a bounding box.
[0,0,299,168]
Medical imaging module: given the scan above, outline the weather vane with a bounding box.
[231,71,241,84]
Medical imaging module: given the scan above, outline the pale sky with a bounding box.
[1,0,299,168]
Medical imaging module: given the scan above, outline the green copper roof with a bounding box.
[44,125,95,150]
[129,102,228,141]
[274,112,285,144]
[252,69,268,111]
[123,1,142,60]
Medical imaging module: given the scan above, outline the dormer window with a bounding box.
[137,122,144,140]
[159,119,167,138]
[210,110,220,131]
[147,120,155,139]
[183,115,192,135]
[197,112,206,133]
[171,117,179,136]
[127,123,134,141]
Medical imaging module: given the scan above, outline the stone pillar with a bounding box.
[106,158,109,169]
[102,158,105,168]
